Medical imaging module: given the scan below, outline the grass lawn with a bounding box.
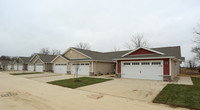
[153,77,200,110]
[47,77,113,89]
[10,72,43,75]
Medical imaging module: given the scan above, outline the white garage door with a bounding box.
[8,65,11,70]
[18,65,23,71]
[121,61,163,80]
[28,64,34,71]
[36,64,44,72]
[54,64,67,74]
[14,65,18,70]
[71,63,90,75]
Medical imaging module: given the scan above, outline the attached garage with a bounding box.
[35,64,44,72]
[18,64,23,71]
[54,64,67,74]
[28,64,34,71]
[115,47,184,81]
[71,63,90,75]
[121,61,163,80]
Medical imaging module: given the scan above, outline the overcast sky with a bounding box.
[0,0,200,61]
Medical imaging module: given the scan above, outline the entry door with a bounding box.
[54,64,67,74]
[121,61,163,80]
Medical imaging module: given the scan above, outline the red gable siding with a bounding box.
[129,48,156,55]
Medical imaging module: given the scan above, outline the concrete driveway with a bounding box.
[78,78,168,102]
[0,72,187,110]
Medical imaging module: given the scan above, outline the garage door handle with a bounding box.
[140,71,141,74]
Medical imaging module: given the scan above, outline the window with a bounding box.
[81,64,84,65]
[165,61,168,64]
[124,63,131,65]
[141,62,150,65]
[132,62,140,65]
[85,63,89,65]
[152,62,161,65]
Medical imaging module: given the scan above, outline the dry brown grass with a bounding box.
[179,68,200,77]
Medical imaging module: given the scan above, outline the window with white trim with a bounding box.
[152,62,161,65]
[132,62,140,65]
[124,63,131,65]
[141,62,150,65]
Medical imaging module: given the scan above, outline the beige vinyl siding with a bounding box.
[64,49,88,59]
[95,62,114,75]
[31,55,39,63]
[171,60,180,80]
[35,59,43,64]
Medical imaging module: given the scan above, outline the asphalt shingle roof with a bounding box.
[71,46,183,61]
[19,57,31,64]
[37,54,57,63]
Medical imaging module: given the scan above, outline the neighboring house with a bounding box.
[7,61,14,70]
[29,54,57,72]
[113,46,184,81]
[0,60,10,70]
[51,47,115,75]
[52,46,184,81]
[18,57,31,71]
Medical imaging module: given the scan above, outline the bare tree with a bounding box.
[125,33,149,49]
[40,48,50,55]
[192,25,200,60]
[75,42,91,50]
[112,46,120,52]
[51,49,61,55]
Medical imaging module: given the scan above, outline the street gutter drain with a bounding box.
[1,92,18,97]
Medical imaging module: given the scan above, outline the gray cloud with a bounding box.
[0,0,200,61]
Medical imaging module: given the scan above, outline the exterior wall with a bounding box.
[171,60,180,80]
[129,48,156,55]
[95,62,114,75]
[64,49,88,59]
[23,64,28,70]
[46,63,53,72]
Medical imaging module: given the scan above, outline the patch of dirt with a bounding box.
[0,91,57,110]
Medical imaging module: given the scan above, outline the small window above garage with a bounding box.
[124,63,131,65]
[132,62,140,65]
[141,62,150,65]
[152,62,161,65]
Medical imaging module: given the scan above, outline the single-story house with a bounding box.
[51,47,115,75]
[0,60,11,70]
[29,54,57,72]
[18,57,31,71]
[113,46,184,81]
[52,46,184,81]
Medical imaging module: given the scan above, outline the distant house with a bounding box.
[28,54,57,72]
[18,57,31,71]
[0,60,12,70]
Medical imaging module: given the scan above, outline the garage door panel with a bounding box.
[28,65,34,71]
[36,64,43,72]
[14,65,18,70]
[121,61,163,80]
[18,65,23,71]
[54,64,67,74]
[71,63,89,75]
